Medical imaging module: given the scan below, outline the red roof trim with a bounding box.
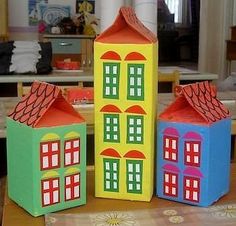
[101,51,121,60]
[125,105,146,115]
[100,148,121,158]
[125,52,146,61]
[100,105,122,113]
[124,150,146,159]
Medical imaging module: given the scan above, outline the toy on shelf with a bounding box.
[156,81,231,206]
[7,81,87,217]
[94,6,157,201]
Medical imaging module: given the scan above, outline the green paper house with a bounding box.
[7,81,86,217]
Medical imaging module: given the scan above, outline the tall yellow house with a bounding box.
[94,6,157,201]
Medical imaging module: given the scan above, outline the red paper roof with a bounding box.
[160,82,230,124]
[95,6,157,44]
[8,81,85,128]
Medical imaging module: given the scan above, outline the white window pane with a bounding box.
[106,77,110,83]
[136,184,141,190]
[129,127,134,134]
[53,179,58,188]
[106,117,110,124]
[186,155,190,163]
[165,138,169,148]
[105,162,110,170]
[136,136,141,142]
[106,126,110,131]
[130,67,134,74]
[137,119,141,125]
[74,174,80,183]
[137,77,142,85]
[193,191,198,201]
[65,142,71,150]
[172,175,176,184]
[165,186,169,194]
[44,193,50,205]
[113,126,117,132]
[172,153,176,161]
[172,140,176,149]
[137,127,141,134]
[106,172,110,179]
[193,180,198,188]
[73,140,79,148]
[113,66,117,74]
[53,190,59,203]
[130,88,134,96]
[137,88,142,96]
[129,118,134,125]
[66,188,71,200]
[130,77,134,85]
[165,151,169,159]
[52,154,58,167]
[165,174,169,183]
[65,153,71,165]
[52,143,58,151]
[186,143,190,152]
[194,143,199,152]
[128,163,133,172]
[113,118,118,124]
[113,134,118,140]
[106,181,110,189]
[185,190,190,199]
[105,87,110,95]
[113,162,117,171]
[136,174,140,182]
[73,151,79,163]
[129,184,133,190]
[113,182,117,189]
[129,136,134,141]
[194,156,199,164]
[129,174,133,181]
[105,66,109,74]
[113,77,117,84]
[66,176,70,185]
[113,173,117,180]
[106,134,110,140]
[112,87,116,95]
[137,68,142,75]
[186,179,190,187]
[136,164,140,172]
[43,181,49,190]
[172,187,176,195]
[74,186,80,198]
[42,144,48,153]
[43,156,49,168]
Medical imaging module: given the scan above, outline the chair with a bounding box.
[158,70,180,93]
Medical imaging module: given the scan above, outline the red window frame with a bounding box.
[184,141,201,167]
[163,171,178,197]
[64,138,80,166]
[40,140,60,170]
[163,135,178,162]
[41,177,60,207]
[183,176,200,202]
[65,173,80,201]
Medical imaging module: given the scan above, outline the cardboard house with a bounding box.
[7,81,87,216]
[94,6,157,201]
[156,81,231,206]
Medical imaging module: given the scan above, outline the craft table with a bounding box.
[2,163,236,226]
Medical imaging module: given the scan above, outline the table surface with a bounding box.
[2,163,236,226]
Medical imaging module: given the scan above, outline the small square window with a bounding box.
[137,127,141,134]
[106,172,110,179]
[136,174,140,182]
[129,136,134,141]
[106,181,110,189]
[112,87,116,95]
[113,162,117,171]
[42,144,48,153]
[129,118,134,125]
[113,182,117,189]
[74,174,80,183]
[105,87,110,95]
[106,134,110,140]
[43,181,49,190]
[105,66,110,74]
[130,67,134,74]
[137,88,142,96]
[113,126,117,132]
[106,77,110,83]
[137,119,142,125]
[136,184,141,190]
[65,142,71,150]
[113,173,117,180]
[113,118,118,124]
[194,144,199,152]
[113,77,117,84]
[136,164,140,172]
[129,127,134,134]
[106,126,110,131]
[113,134,118,140]
[105,162,110,170]
[106,118,110,124]
[129,184,133,190]
[74,140,79,148]
[66,177,70,185]
[193,180,198,188]
[130,77,134,85]
[137,68,142,75]
[136,136,141,142]
[186,179,190,187]
[128,163,133,172]
[137,77,142,85]
[130,88,134,96]
[53,179,58,188]
[113,66,117,74]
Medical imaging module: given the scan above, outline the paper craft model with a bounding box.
[94,6,157,201]
[156,81,231,206]
[7,81,86,217]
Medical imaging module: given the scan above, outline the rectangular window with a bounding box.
[40,140,60,170]
[127,64,144,100]
[127,115,143,144]
[64,138,80,166]
[41,178,60,206]
[126,160,143,194]
[163,135,178,162]
[65,173,80,201]
[104,159,119,192]
[184,141,201,167]
[103,63,120,99]
[184,176,200,202]
[163,171,178,197]
[104,114,120,142]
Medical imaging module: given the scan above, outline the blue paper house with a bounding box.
[156,81,231,206]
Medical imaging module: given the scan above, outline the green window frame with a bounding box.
[104,114,120,142]
[103,62,120,99]
[127,115,143,144]
[127,64,144,100]
[126,160,143,194]
[104,158,120,192]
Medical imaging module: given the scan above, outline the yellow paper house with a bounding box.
[94,6,157,201]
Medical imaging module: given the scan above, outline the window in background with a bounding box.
[164,0,183,23]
